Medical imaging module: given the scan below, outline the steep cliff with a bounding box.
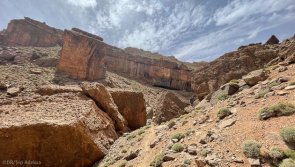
[57,28,106,80]
[0,17,63,47]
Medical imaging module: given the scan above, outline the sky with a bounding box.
[1,0,295,62]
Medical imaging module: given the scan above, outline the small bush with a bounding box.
[118,161,127,167]
[242,140,261,158]
[137,129,145,135]
[258,103,295,120]
[171,133,185,141]
[200,149,211,157]
[167,120,176,129]
[289,82,295,86]
[254,87,270,99]
[218,108,232,120]
[279,158,295,167]
[269,147,284,159]
[171,143,184,152]
[284,149,295,160]
[150,153,164,167]
[280,127,295,146]
[218,94,229,101]
[229,79,239,85]
[126,134,136,140]
[183,159,191,165]
[269,81,281,88]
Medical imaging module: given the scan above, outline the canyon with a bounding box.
[0,17,295,167]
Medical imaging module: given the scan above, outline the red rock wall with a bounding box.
[105,47,192,91]
[0,17,63,47]
[57,29,106,80]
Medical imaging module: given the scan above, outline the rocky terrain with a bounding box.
[0,17,295,167]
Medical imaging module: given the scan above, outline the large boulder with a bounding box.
[81,82,128,132]
[153,92,190,124]
[242,69,269,86]
[0,93,117,167]
[109,88,146,130]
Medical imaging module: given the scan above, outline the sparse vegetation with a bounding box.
[242,140,261,158]
[218,94,229,101]
[167,120,176,129]
[269,147,284,160]
[258,103,295,120]
[171,133,185,141]
[143,125,151,130]
[118,161,127,167]
[126,134,136,140]
[171,143,184,152]
[269,81,281,88]
[217,108,232,120]
[150,153,164,167]
[229,79,239,85]
[289,82,295,86]
[102,158,116,167]
[279,158,295,167]
[280,127,295,146]
[137,129,145,135]
[284,150,295,160]
[183,159,191,165]
[254,87,271,99]
[200,149,211,157]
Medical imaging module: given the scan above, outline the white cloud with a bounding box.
[66,0,97,8]
[213,0,295,26]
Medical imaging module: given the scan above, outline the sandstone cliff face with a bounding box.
[105,47,192,91]
[192,44,278,100]
[0,17,63,47]
[57,29,106,80]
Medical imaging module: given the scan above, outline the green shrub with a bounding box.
[137,129,145,135]
[269,81,281,88]
[126,134,136,140]
[118,161,127,167]
[284,150,295,160]
[171,143,184,152]
[289,82,295,86]
[269,147,284,159]
[150,153,164,167]
[229,79,239,85]
[171,133,185,141]
[217,108,232,120]
[254,87,270,99]
[183,159,191,165]
[280,127,295,146]
[218,94,230,101]
[200,149,211,157]
[242,140,261,158]
[279,159,295,167]
[167,120,176,129]
[258,103,295,120]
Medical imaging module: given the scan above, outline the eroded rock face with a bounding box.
[109,88,146,130]
[57,28,106,80]
[192,44,278,100]
[106,47,192,91]
[81,82,128,132]
[153,92,190,124]
[0,17,63,47]
[242,69,268,86]
[0,93,117,167]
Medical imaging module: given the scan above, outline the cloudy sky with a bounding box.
[1,0,295,62]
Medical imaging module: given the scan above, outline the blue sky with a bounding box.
[1,0,295,62]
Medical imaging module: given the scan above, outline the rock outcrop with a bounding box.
[109,88,146,130]
[265,35,279,45]
[36,84,82,95]
[0,17,63,47]
[106,47,191,91]
[81,82,128,132]
[192,44,278,100]
[242,69,269,86]
[153,92,190,124]
[0,93,118,167]
[57,28,106,80]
